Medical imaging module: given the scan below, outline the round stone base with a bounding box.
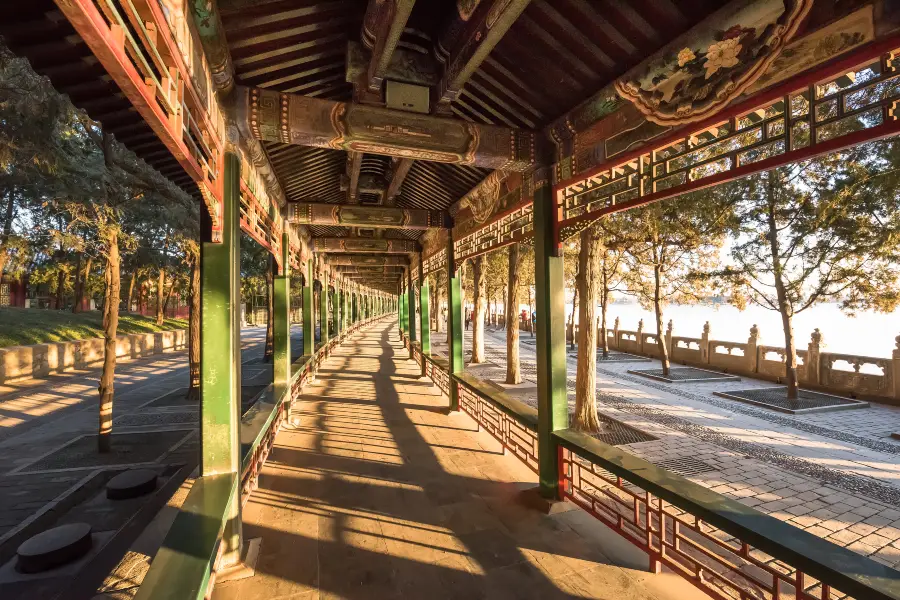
[16,522,93,573]
[106,469,158,500]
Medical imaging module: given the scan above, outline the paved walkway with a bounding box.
[213,321,707,600]
[0,326,303,543]
[429,326,900,570]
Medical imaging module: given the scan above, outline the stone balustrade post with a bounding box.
[892,335,899,399]
[637,319,644,354]
[666,319,673,357]
[747,324,759,373]
[701,321,710,364]
[805,328,823,386]
[613,317,619,350]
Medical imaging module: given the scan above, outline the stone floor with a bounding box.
[0,325,304,544]
[428,326,900,570]
[213,322,708,600]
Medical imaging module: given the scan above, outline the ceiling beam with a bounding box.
[361,0,417,93]
[345,151,363,203]
[434,0,532,107]
[288,202,445,229]
[313,237,417,254]
[384,157,413,205]
[325,254,409,266]
[240,86,542,171]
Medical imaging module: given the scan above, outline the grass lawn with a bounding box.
[0,307,188,348]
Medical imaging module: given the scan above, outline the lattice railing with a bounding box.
[456,381,539,474]
[559,445,858,600]
[555,42,900,238]
[422,248,446,276]
[239,181,283,266]
[454,202,534,263]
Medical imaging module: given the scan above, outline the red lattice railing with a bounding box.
[456,381,539,474]
[558,444,860,600]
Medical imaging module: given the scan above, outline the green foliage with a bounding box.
[718,141,900,318]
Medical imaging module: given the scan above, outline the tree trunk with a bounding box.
[505,243,521,384]
[72,254,84,313]
[98,229,120,453]
[569,279,578,350]
[74,256,92,313]
[653,262,670,377]
[162,283,175,315]
[263,255,275,362]
[186,253,200,400]
[574,227,602,432]
[764,173,799,398]
[0,190,15,278]
[435,275,445,333]
[156,267,166,326]
[126,271,136,313]
[600,251,610,358]
[527,285,533,337]
[471,256,486,363]
[55,266,66,310]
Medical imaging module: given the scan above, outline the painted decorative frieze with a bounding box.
[614,0,813,126]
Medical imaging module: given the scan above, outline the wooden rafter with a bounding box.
[345,151,363,203]
[435,0,532,107]
[361,0,417,93]
[384,157,413,204]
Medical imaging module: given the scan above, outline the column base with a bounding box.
[516,487,577,515]
[216,537,262,583]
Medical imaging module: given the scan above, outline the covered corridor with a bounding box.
[212,320,699,600]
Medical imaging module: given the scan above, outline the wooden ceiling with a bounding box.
[1,0,724,244]
[215,0,721,241]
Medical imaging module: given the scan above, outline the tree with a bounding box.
[471,255,486,363]
[624,194,731,377]
[594,216,628,358]
[719,146,900,398]
[564,236,580,350]
[185,239,200,400]
[505,243,525,384]
[573,225,602,432]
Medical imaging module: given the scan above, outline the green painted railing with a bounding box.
[136,314,389,600]
[408,339,900,600]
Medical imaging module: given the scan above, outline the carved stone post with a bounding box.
[806,328,823,386]
[637,319,644,354]
[665,319,673,358]
[701,321,710,364]
[613,316,619,350]
[747,324,759,374]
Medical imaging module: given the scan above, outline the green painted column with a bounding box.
[320,269,329,346]
[200,151,242,565]
[447,234,463,411]
[303,260,314,356]
[352,292,358,323]
[534,175,568,499]
[399,289,406,334]
[332,286,340,337]
[407,268,416,359]
[420,282,431,377]
[273,232,291,404]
